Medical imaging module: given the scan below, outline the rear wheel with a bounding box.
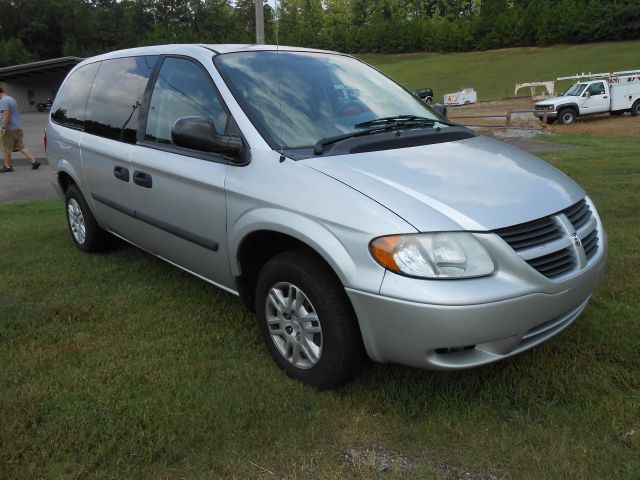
[64,184,111,252]
[255,249,365,389]
[631,100,640,117]
[558,108,576,125]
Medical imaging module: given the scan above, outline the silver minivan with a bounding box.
[47,44,607,388]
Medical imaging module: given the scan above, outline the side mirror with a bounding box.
[172,116,242,157]
[584,92,590,98]
[433,103,448,118]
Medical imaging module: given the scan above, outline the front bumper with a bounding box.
[347,236,607,370]
[534,110,558,120]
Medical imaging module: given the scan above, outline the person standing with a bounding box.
[0,86,40,173]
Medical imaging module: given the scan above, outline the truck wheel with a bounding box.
[631,100,640,117]
[558,109,576,125]
[426,96,433,105]
[255,249,365,389]
[64,184,111,253]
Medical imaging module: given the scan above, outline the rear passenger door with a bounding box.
[81,56,158,239]
[129,56,234,290]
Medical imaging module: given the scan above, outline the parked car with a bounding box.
[37,98,53,112]
[47,45,607,388]
[414,87,434,104]
[535,71,640,124]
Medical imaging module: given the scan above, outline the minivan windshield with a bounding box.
[564,83,588,96]
[215,51,445,150]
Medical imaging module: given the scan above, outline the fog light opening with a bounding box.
[434,345,476,354]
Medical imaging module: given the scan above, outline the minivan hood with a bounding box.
[304,135,584,232]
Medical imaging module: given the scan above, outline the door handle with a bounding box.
[603,96,608,99]
[133,170,153,188]
[114,166,129,182]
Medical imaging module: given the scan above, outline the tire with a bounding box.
[631,100,640,117]
[558,108,576,125]
[426,96,433,105]
[64,184,111,253]
[255,249,365,389]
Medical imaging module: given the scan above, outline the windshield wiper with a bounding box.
[314,125,396,155]
[354,115,435,129]
[313,115,458,155]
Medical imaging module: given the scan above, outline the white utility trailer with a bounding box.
[443,88,477,106]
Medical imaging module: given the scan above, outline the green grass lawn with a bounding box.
[361,40,640,101]
[1,134,639,478]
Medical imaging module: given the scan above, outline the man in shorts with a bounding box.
[0,86,40,173]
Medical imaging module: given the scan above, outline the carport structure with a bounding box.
[0,57,83,113]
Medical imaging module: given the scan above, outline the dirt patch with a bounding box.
[343,447,509,478]
[447,98,639,136]
[344,446,412,472]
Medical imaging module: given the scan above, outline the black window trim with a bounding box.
[136,54,250,166]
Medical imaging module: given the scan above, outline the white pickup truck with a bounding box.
[535,71,640,124]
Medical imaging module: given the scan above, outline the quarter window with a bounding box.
[51,63,100,130]
[145,57,228,146]
[85,56,158,143]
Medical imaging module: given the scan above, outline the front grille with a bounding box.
[525,247,576,278]
[494,198,600,280]
[494,217,562,252]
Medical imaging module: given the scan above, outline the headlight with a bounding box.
[547,105,555,111]
[370,233,494,279]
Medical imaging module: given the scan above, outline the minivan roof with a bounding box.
[79,44,341,65]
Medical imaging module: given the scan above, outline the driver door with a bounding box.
[129,56,235,290]
[581,81,609,114]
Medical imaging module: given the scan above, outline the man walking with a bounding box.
[0,86,40,173]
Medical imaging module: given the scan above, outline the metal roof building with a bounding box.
[0,57,83,113]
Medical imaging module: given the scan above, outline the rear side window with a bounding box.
[51,63,100,130]
[145,57,228,146]
[85,56,158,144]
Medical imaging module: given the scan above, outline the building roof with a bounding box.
[0,57,84,82]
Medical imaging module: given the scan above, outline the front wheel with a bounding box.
[631,100,640,117]
[558,108,576,125]
[64,184,111,252]
[255,249,365,389]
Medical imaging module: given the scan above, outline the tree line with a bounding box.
[1,0,639,67]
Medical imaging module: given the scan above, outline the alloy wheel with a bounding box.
[67,198,86,244]
[265,282,323,369]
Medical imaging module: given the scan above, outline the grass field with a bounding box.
[362,40,640,101]
[1,134,639,478]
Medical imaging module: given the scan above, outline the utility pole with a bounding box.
[255,0,265,45]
